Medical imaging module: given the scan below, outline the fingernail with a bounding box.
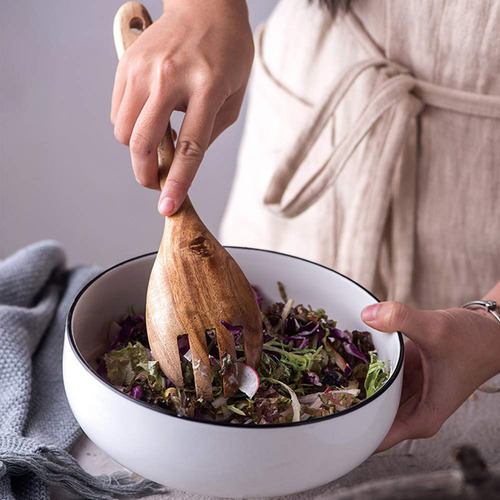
[159,196,175,216]
[361,303,380,323]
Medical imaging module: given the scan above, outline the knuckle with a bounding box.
[193,66,215,89]
[384,302,408,331]
[192,69,230,100]
[130,53,148,74]
[156,57,178,83]
[177,139,205,160]
[165,176,191,193]
[121,52,146,77]
[129,132,153,157]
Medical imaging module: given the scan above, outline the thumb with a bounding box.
[361,301,435,343]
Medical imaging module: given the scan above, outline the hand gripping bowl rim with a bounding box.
[65,246,404,429]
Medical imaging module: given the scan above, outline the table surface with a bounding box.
[51,390,500,499]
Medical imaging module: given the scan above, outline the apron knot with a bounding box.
[263,57,420,218]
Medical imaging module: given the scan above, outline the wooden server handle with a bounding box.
[113,1,175,185]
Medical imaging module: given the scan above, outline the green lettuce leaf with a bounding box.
[105,342,165,392]
[364,351,390,398]
[277,281,288,302]
[266,378,301,422]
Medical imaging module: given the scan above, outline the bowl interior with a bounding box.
[71,247,401,390]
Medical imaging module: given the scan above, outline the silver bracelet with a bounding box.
[462,300,500,324]
[462,300,500,393]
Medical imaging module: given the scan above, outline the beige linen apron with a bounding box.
[220,0,500,484]
[220,0,500,311]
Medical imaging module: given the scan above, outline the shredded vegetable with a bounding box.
[96,283,390,424]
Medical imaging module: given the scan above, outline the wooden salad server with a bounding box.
[113,2,263,401]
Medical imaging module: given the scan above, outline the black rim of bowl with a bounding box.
[66,246,404,429]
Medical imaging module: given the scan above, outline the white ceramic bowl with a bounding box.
[63,248,403,498]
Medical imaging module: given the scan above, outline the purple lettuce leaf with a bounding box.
[303,370,322,386]
[263,333,274,343]
[109,314,146,351]
[286,335,309,349]
[329,327,368,363]
[299,321,319,335]
[343,343,369,363]
[285,317,299,336]
[328,327,352,343]
[177,334,190,357]
[221,320,243,344]
[130,385,143,400]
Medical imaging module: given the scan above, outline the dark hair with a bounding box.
[313,0,352,18]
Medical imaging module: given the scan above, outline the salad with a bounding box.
[96,283,390,425]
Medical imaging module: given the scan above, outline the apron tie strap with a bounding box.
[263,59,416,218]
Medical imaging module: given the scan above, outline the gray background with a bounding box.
[0,0,278,267]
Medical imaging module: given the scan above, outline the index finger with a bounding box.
[158,96,220,216]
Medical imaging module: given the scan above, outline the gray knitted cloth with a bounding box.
[0,241,166,500]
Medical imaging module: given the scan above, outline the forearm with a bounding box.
[162,0,249,17]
